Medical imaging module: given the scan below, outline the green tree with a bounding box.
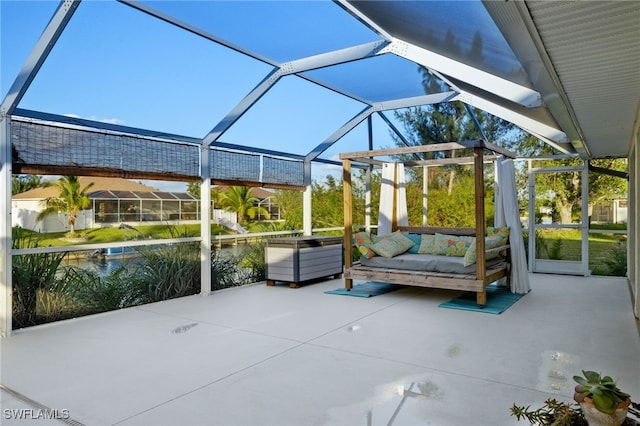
[391,69,515,226]
[37,176,94,236]
[186,182,199,197]
[12,174,42,195]
[186,182,223,205]
[312,175,345,228]
[219,186,269,224]
[517,133,627,224]
[274,189,303,230]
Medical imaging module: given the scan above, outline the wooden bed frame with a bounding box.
[340,140,516,306]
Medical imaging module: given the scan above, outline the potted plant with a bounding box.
[573,370,631,426]
[510,398,586,425]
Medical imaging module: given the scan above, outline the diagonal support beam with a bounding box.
[1,0,81,118]
[203,68,281,146]
[119,0,277,66]
[306,107,374,161]
[306,91,457,161]
[280,40,388,74]
[381,38,543,109]
[203,41,390,147]
[452,91,574,155]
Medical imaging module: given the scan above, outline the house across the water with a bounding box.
[11,177,278,233]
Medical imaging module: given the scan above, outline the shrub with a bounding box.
[548,238,563,260]
[11,228,71,328]
[237,241,266,284]
[603,241,627,277]
[211,248,246,290]
[64,265,142,312]
[132,241,202,302]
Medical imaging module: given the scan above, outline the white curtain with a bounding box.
[497,158,531,294]
[378,163,408,236]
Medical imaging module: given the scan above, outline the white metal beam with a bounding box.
[482,0,590,158]
[200,144,211,296]
[0,0,81,338]
[334,0,394,40]
[372,92,457,112]
[451,91,573,154]
[377,112,412,148]
[0,118,11,337]
[0,1,81,116]
[306,107,374,162]
[203,68,281,146]
[381,38,543,109]
[204,41,390,147]
[119,0,278,67]
[303,185,312,236]
[281,41,388,74]
[306,91,457,161]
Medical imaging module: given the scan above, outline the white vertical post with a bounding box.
[527,160,535,272]
[303,185,312,236]
[422,166,428,227]
[200,145,211,296]
[365,167,371,233]
[0,117,12,337]
[581,160,589,276]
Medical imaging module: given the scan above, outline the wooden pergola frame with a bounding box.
[340,140,516,306]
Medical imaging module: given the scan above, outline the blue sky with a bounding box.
[2,0,410,192]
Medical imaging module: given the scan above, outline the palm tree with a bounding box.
[219,186,269,224]
[37,176,94,236]
[12,174,42,195]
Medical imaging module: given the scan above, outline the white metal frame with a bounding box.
[528,162,589,275]
[0,0,82,337]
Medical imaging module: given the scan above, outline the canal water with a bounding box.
[63,244,253,277]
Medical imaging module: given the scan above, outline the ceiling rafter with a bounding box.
[381,38,543,109]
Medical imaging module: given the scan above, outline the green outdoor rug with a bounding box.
[324,282,403,298]
[438,285,527,314]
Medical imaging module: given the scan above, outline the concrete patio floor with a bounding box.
[1,273,639,426]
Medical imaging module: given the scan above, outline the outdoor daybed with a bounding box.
[340,141,519,307]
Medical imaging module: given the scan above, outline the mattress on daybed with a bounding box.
[359,253,504,275]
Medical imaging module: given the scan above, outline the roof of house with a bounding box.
[12,177,161,200]
[214,185,274,200]
[13,177,276,201]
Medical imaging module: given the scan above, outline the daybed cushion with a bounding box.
[370,231,415,258]
[360,252,504,275]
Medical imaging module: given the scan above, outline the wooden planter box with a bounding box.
[265,236,343,288]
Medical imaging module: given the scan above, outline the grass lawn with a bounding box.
[14,224,224,247]
[527,228,627,275]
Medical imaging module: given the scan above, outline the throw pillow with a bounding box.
[371,231,415,258]
[418,234,436,254]
[404,233,421,254]
[433,233,475,257]
[352,231,376,259]
[463,235,506,267]
[487,226,510,245]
